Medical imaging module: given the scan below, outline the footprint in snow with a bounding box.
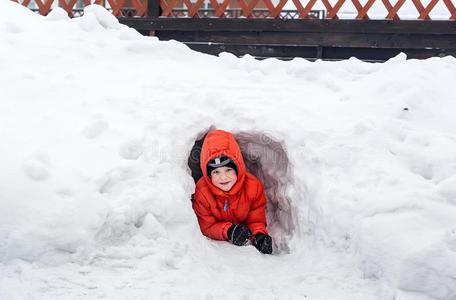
[23,155,51,181]
[4,21,23,34]
[438,176,456,205]
[118,139,143,160]
[82,120,109,139]
[446,229,456,252]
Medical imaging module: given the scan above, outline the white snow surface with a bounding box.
[1,2,456,300]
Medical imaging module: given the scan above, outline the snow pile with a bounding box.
[1,2,456,299]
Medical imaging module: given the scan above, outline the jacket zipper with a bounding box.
[223,198,234,222]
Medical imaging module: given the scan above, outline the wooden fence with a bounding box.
[13,0,456,61]
[13,0,456,19]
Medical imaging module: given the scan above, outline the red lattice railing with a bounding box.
[12,0,456,19]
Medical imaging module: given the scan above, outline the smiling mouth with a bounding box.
[220,181,231,185]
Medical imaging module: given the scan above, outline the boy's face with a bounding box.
[210,166,237,192]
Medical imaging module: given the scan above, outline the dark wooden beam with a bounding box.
[119,18,456,34]
[155,31,456,49]
[117,17,456,61]
[185,43,455,61]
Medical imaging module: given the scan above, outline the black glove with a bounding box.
[253,233,273,254]
[227,224,252,246]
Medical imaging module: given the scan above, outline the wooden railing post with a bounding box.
[148,0,160,17]
[146,0,160,36]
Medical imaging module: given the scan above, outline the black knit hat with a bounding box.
[206,156,238,177]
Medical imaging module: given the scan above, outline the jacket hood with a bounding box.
[200,130,246,196]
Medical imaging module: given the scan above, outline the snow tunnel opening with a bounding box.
[187,128,295,253]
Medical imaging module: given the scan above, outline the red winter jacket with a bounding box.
[192,130,268,241]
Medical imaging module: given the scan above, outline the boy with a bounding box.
[192,129,273,254]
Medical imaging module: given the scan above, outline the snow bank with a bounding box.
[1,2,456,299]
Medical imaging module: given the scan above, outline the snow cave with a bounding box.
[188,128,296,252]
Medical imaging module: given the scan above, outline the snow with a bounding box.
[1,1,456,299]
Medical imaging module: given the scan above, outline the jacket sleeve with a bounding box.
[245,182,268,235]
[192,191,232,241]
